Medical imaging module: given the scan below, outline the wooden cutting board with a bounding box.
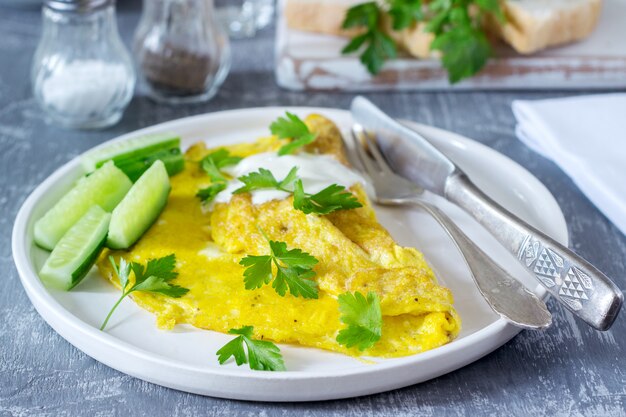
[275,0,626,91]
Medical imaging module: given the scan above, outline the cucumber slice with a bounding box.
[34,161,132,250]
[112,147,184,182]
[81,132,180,171]
[107,160,171,249]
[80,133,184,181]
[39,205,111,290]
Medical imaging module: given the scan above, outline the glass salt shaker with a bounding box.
[133,0,231,104]
[31,0,135,130]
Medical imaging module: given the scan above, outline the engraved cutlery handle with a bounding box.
[445,172,623,330]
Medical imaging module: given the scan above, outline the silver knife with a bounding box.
[351,96,623,331]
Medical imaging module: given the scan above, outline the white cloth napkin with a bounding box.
[512,94,626,235]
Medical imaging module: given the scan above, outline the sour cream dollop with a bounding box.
[213,152,368,205]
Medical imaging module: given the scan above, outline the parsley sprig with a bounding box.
[240,232,319,299]
[196,149,242,204]
[341,0,503,83]
[293,180,363,215]
[388,0,423,29]
[197,182,227,203]
[100,255,189,331]
[427,0,500,83]
[233,166,299,195]
[216,325,286,371]
[200,149,242,182]
[336,291,383,351]
[270,112,318,155]
[233,167,362,215]
[342,2,397,75]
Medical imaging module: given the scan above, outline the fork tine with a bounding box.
[350,125,380,176]
[360,129,393,175]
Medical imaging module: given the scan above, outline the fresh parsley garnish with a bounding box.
[336,291,382,351]
[240,233,319,299]
[196,182,227,203]
[341,0,503,83]
[233,167,362,215]
[293,179,363,215]
[216,325,286,371]
[426,0,499,83]
[270,112,317,155]
[388,0,423,30]
[341,2,396,75]
[201,149,243,181]
[196,149,242,203]
[100,255,189,331]
[233,166,299,195]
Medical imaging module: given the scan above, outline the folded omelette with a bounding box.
[97,114,461,358]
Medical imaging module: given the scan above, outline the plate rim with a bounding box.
[11,106,568,400]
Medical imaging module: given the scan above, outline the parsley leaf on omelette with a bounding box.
[216,325,286,371]
[233,166,299,195]
[270,112,318,156]
[100,254,188,331]
[293,179,362,215]
[336,291,383,351]
[233,166,362,215]
[240,236,319,299]
[197,149,242,203]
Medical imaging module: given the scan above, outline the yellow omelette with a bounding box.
[97,114,461,358]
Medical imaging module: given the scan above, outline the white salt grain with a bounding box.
[41,59,129,117]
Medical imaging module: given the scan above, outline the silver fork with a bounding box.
[348,124,552,330]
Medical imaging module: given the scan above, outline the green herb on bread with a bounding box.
[341,0,503,83]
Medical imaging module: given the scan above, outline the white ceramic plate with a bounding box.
[12,107,568,402]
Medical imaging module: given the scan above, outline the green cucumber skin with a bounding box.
[39,206,111,291]
[81,133,180,170]
[34,162,132,251]
[94,138,180,169]
[106,160,171,250]
[162,151,185,177]
[66,233,107,290]
[111,147,185,182]
[81,133,182,177]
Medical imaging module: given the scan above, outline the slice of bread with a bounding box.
[283,0,603,55]
[488,0,602,54]
[284,0,436,57]
[284,0,365,37]
[380,14,436,59]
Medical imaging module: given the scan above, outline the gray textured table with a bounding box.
[1,2,625,416]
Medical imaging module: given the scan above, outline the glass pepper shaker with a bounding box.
[31,0,135,130]
[133,0,231,104]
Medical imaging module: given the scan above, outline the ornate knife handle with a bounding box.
[445,172,623,331]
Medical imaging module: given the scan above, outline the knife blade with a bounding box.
[351,97,457,195]
[350,96,623,331]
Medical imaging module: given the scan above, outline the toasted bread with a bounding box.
[488,0,602,54]
[284,0,603,55]
[284,0,364,37]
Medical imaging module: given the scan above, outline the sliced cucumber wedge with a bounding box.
[113,147,184,182]
[39,205,111,290]
[80,133,184,181]
[107,160,171,249]
[34,161,132,250]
